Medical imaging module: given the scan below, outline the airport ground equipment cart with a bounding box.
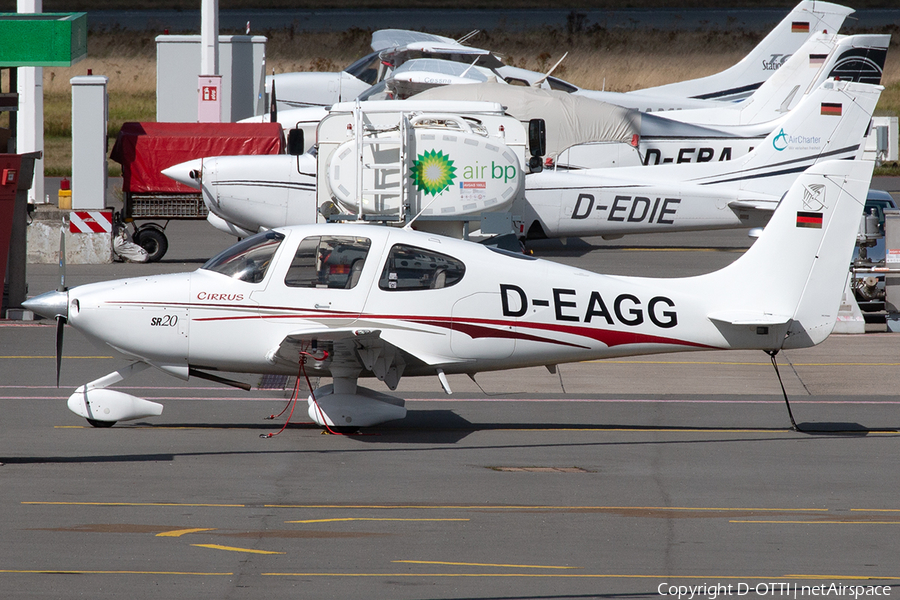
[110,122,284,261]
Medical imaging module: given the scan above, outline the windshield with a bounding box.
[202,230,284,284]
[344,51,382,85]
[357,80,391,101]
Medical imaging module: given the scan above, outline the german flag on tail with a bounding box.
[796,211,823,229]
[792,21,810,33]
[821,102,842,116]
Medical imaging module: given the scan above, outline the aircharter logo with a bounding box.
[762,53,791,71]
[773,129,789,151]
[410,149,457,196]
[772,129,822,152]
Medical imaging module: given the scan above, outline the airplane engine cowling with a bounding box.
[67,389,164,423]
[307,385,406,428]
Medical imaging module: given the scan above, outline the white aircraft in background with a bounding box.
[268,1,853,112]
[24,159,873,429]
[251,28,887,170]
[165,79,880,242]
[648,32,888,127]
[519,79,880,240]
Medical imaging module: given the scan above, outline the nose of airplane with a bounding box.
[23,289,69,320]
[162,158,204,190]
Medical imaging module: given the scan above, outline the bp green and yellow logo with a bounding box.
[410,150,457,196]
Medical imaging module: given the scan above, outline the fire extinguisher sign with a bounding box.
[197,75,222,122]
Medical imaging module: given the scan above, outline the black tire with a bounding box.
[86,419,116,428]
[134,227,168,262]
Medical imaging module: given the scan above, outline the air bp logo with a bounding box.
[410,150,457,196]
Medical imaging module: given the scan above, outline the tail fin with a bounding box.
[689,79,881,196]
[640,1,854,102]
[715,33,889,125]
[699,159,872,349]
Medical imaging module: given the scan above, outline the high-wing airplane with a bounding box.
[165,79,880,242]
[269,29,503,110]
[253,30,888,166]
[268,1,853,113]
[23,159,873,429]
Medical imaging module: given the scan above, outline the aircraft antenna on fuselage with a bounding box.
[456,30,480,45]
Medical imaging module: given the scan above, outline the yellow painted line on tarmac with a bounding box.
[156,528,216,537]
[24,500,837,513]
[287,517,468,524]
[23,501,246,508]
[0,569,231,576]
[394,560,579,570]
[500,427,793,433]
[731,520,900,525]
[851,508,900,512]
[786,575,900,581]
[268,504,829,512]
[192,544,284,555]
[262,572,900,580]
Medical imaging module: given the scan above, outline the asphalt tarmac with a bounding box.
[3,208,900,599]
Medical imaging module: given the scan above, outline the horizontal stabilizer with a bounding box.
[707,310,792,326]
[728,199,779,211]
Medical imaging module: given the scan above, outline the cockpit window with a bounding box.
[201,230,284,283]
[379,244,465,291]
[344,51,382,85]
[284,236,371,289]
[357,80,391,102]
[547,76,578,93]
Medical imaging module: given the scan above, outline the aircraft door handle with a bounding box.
[315,303,331,309]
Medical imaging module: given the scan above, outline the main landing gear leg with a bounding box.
[766,350,801,432]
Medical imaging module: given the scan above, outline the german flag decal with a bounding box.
[792,21,810,33]
[797,211,823,228]
[821,102,842,116]
[809,53,827,66]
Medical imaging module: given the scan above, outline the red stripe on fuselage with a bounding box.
[103,301,712,350]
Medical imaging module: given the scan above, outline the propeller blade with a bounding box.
[55,315,65,388]
[269,74,277,124]
[58,230,66,292]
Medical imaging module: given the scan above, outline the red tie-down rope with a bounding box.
[262,346,371,438]
[261,346,337,438]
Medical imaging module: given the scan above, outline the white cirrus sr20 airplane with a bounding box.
[24,159,873,430]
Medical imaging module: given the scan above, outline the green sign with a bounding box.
[0,13,87,67]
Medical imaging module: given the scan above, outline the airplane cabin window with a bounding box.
[201,230,284,284]
[284,236,372,289]
[504,78,529,87]
[379,244,465,291]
